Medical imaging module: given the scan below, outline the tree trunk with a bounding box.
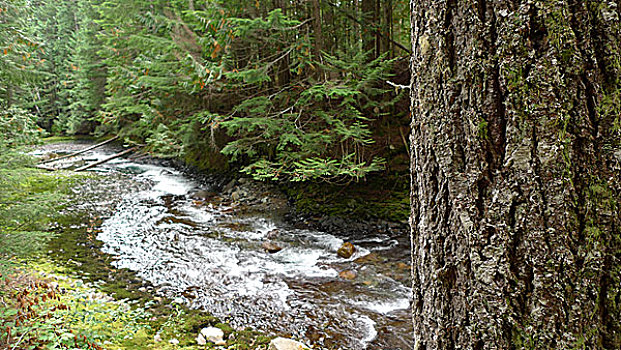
[361,0,375,57]
[310,0,324,80]
[311,0,324,58]
[409,1,621,349]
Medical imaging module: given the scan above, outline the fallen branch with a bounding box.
[74,147,138,172]
[34,164,58,171]
[39,136,119,164]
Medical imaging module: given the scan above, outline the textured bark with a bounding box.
[409,1,621,349]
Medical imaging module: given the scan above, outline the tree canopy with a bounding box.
[1,0,412,183]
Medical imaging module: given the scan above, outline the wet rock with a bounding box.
[339,269,358,280]
[231,189,241,201]
[223,179,237,194]
[337,242,356,259]
[266,229,280,239]
[305,325,322,343]
[262,242,283,253]
[397,262,411,270]
[200,327,226,345]
[354,252,381,264]
[191,189,216,200]
[268,337,310,350]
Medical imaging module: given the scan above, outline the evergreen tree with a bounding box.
[62,0,106,134]
[0,0,38,108]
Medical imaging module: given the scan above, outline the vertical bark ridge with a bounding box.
[410,0,620,348]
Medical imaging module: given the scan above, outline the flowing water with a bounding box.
[39,143,413,349]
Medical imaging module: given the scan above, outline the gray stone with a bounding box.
[223,179,237,193]
[268,337,310,350]
[191,189,216,200]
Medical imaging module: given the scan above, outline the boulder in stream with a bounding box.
[262,241,283,253]
[268,337,310,350]
[337,242,356,259]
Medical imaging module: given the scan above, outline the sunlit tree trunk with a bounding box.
[409,1,621,349]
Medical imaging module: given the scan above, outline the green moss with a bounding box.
[215,323,235,337]
[183,146,231,172]
[41,135,91,143]
[180,312,221,334]
[283,174,410,223]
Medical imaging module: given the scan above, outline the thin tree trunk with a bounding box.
[311,0,324,80]
[409,1,621,349]
[361,0,375,57]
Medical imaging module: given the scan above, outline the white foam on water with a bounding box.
[358,315,378,346]
[178,204,216,224]
[356,298,411,314]
[86,149,413,348]
[261,248,338,278]
[303,230,344,251]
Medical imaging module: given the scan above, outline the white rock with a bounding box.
[169,338,179,345]
[153,333,162,342]
[200,327,226,345]
[268,337,310,350]
[196,334,207,345]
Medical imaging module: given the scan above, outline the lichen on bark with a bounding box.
[409,1,621,349]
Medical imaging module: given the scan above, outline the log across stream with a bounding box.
[36,142,413,350]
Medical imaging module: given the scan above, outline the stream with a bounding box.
[37,142,413,349]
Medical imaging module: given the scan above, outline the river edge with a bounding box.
[127,142,411,240]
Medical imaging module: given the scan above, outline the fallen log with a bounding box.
[39,136,119,164]
[74,147,138,172]
[34,164,58,171]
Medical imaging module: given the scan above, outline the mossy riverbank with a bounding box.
[0,146,271,350]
